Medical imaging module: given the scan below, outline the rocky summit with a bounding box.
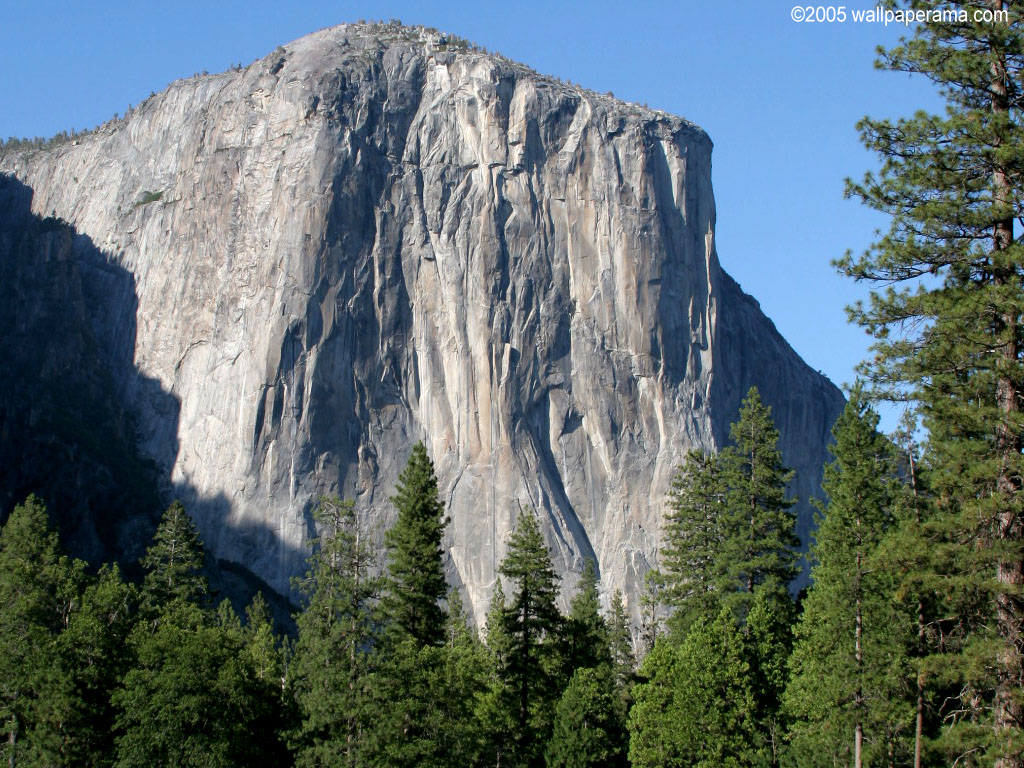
[0,22,843,626]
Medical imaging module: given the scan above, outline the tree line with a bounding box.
[0,442,637,767]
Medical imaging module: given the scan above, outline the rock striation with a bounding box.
[0,23,844,626]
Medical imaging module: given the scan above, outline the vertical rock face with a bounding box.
[0,23,843,625]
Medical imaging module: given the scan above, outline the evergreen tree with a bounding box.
[784,395,913,768]
[243,592,282,686]
[113,600,282,767]
[497,510,563,767]
[662,450,725,634]
[607,590,636,694]
[638,567,666,655]
[746,583,796,767]
[628,609,759,768]
[0,495,81,766]
[717,387,798,619]
[562,558,612,676]
[289,496,382,767]
[59,563,135,767]
[839,4,1024,763]
[384,441,449,647]
[479,580,516,768]
[544,666,627,768]
[438,590,490,765]
[139,499,207,613]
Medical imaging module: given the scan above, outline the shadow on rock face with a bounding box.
[0,174,300,621]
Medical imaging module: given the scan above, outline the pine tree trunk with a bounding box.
[915,602,925,768]
[7,714,15,768]
[855,542,863,768]
[989,5,1024,764]
[907,439,925,768]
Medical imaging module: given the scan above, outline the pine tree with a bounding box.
[479,580,516,767]
[139,499,207,613]
[289,496,382,767]
[784,395,913,768]
[662,450,726,634]
[59,563,135,767]
[747,583,796,767]
[544,666,627,768]
[607,590,636,694]
[628,609,759,768]
[113,599,281,767]
[438,590,490,765]
[497,510,563,767]
[838,4,1024,763]
[717,387,798,619]
[384,441,449,647]
[638,567,666,654]
[0,495,81,766]
[243,592,282,686]
[562,558,611,676]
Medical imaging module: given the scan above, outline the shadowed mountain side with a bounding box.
[0,175,303,614]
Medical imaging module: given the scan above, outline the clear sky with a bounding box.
[2,0,941,431]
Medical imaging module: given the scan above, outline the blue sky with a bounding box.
[2,1,940,431]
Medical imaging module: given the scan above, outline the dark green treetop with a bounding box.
[718,387,798,612]
[139,500,207,612]
[662,449,726,635]
[497,510,563,767]
[384,441,449,647]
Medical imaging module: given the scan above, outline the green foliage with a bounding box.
[0,495,82,765]
[113,600,282,767]
[244,592,282,685]
[838,4,1024,763]
[545,666,627,768]
[562,558,612,676]
[438,590,491,764]
[59,563,135,766]
[133,190,163,208]
[289,496,382,766]
[717,387,798,617]
[662,449,726,634]
[661,388,798,634]
[628,609,759,768]
[607,590,636,693]
[139,500,207,613]
[496,510,563,767]
[478,580,517,766]
[746,583,795,766]
[384,441,449,647]
[785,394,915,766]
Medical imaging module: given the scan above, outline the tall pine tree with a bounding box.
[785,394,913,768]
[628,609,759,768]
[717,387,798,619]
[289,496,382,767]
[0,495,81,766]
[839,3,1024,764]
[384,441,449,647]
[661,450,725,635]
[138,499,207,614]
[497,510,563,767]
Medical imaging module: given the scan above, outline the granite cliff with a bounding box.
[0,22,844,625]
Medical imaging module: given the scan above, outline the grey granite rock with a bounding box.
[0,23,844,628]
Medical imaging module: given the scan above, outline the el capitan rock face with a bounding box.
[0,23,843,625]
